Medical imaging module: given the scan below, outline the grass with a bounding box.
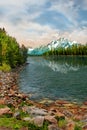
[0,117,49,130]
[0,104,7,108]
[0,63,11,72]
[74,124,82,130]
[0,117,29,129]
[55,116,67,128]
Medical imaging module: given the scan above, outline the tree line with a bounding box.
[0,28,28,70]
[44,44,87,56]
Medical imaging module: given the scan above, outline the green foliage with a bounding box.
[56,116,67,128]
[28,121,48,130]
[74,124,82,130]
[0,28,28,70]
[0,117,48,130]
[0,117,28,129]
[0,63,11,72]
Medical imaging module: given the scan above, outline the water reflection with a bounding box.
[30,56,87,74]
[19,56,87,102]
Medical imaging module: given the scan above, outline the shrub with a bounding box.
[0,63,11,72]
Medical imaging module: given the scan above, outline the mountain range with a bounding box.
[28,38,79,55]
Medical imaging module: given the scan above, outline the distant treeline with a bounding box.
[44,44,87,56]
[0,28,27,71]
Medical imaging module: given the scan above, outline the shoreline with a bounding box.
[0,70,87,130]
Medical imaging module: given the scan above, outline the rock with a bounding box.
[81,114,87,123]
[83,101,87,105]
[39,98,53,105]
[63,110,73,117]
[20,127,28,130]
[48,124,60,130]
[13,111,21,120]
[0,82,2,86]
[45,115,57,124]
[0,99,5,105]
[55,111,65,117]
[0,107,11,116]
[9,89,15,96]
[66,122,75,130]
[63,103,74,107]
[22,106,48,116]
[82,125,87,130]
[0,127,12,130]
[55,100,69,105]
[74,115,82,121]
[23,117,33,123]
[33,116,44,127]
[17,93,27,100]
[30,107,48,116]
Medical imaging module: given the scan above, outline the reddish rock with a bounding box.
[0,99,5,105]
[9,89,15,96]
[0,127,12,130]
[66,122,75,130]
[48,124,60,130]
[45,115,57,124]
[83,101,87,106]
[20,127,28,130]
[55,111,65,117]
[74,115,82,121]
[55,100,69,105]
[0,82,2,86]
[82,125,87,130]
[0,107,11,116]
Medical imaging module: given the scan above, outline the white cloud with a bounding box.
[60,27,87,44]
[49,0,79,27]
[0,0,87,47]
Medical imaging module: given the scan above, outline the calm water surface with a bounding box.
[18,56,87,103]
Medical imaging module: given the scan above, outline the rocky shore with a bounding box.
[0,70,87,130]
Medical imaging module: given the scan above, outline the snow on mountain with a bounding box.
[28,38,79,55]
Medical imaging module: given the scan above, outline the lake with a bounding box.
[18,56,87,103]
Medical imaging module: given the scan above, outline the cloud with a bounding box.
[0,0,87,47]
[49,0,79,27]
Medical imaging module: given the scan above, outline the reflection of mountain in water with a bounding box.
[34,56,87,74]
[47,61,79,73]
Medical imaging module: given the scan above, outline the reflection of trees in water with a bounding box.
[43,56,87,73]
[45,56,87,66]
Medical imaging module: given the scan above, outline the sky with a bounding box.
[0,0,87,47]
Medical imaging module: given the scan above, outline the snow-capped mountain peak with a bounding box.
[28,38,79,55]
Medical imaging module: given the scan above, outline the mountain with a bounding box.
[28,38,79,55]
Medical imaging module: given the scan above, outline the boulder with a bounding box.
[0,99,5,105]
[74,115,83,121]
[82,125,87,130]
[22,106,48,116]
[83,101,87,106]
[20,127,28,130]
[23,117,33,123]
[45,115,57,124]
[30,108,48,116]
[48,124,60,130]
[63,110,73,117]
[33,116,44,127]
[66,122,75,130]
[0,107,11,116]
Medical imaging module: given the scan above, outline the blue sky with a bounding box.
[0,0,87,47]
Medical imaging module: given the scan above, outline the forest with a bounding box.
[0,28,27,71]
[44,44,87,56]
